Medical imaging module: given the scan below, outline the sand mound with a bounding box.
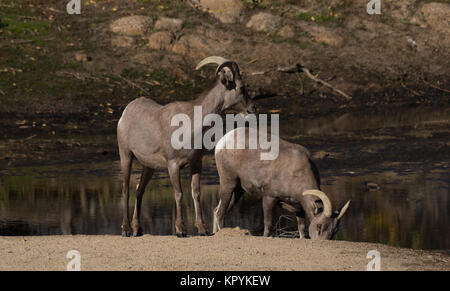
[213,227,250,237]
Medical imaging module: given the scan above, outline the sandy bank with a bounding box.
[0,228,448,271]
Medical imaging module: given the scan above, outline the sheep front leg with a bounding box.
[296,216,307,239]
[262,196,276,237]
[191,165,208,236]
[168,162,186,237]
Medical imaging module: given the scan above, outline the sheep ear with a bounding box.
[218,67,234,89]
[312,200,323,215]
[313,203,320,215]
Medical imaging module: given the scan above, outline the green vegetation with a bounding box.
[136,0,188,13]
[0,1,51,43]
[285,0,303,4]
[0,16,50,36]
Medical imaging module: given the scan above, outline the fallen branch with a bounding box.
[24,134,37,141]
[421,78,450,94]
[401,81,421,97]
[59,71,90,81]
[48,7,65,14]
[251,64,352,100]
[118,75,149,93]
[0,37,55,48]
[58,70,149,93]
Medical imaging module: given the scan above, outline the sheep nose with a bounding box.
[247,102,257,114]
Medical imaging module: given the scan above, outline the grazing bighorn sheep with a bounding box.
[117,56,255,237]
[213,127,350,239]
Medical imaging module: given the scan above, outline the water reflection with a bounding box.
[1,106,449,250]
[281,105,450,137]
[0,160,448,250]
[321,169,449,250]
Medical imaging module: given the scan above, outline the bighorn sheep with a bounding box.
[117,56,255,237]
[213,127,350,239]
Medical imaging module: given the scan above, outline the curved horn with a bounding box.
[195,56,232,75]
[303,189,332,218]
[337,200,351,220]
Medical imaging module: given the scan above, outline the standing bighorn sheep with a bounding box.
[117,56,255,237]
[214,127,350,239]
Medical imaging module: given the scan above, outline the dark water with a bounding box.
[0,106,449,250]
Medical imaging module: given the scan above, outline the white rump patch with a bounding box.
[214,127,279,161]
[214,127,254,155]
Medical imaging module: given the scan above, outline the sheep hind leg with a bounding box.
[131,166,154,237]
[213,179,239,233]
[119,148,133,237]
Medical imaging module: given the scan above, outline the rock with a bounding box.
[172,34,213,57]
[308,25,344,47]
[406,36,418,51]
[111,35,135,48]
[194,0,244,24]
[389,0,413,21]
[147,31,173,50]
[214,227,250,237]
[131,52,160,66]
[154,17,183,32]
[171,33,230,59]
[75,51,89,62]
[161,54,190,80]
[246,12,281,33]
[366,182,380,191]
[409,16,426,28]
[278,25,295,38]
[110,15,152,36]
[420,3,450,35]
[132,53,189,80]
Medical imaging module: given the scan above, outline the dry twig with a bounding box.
[401,81,421,96]
[59,70,149,93]
[118,75,149,93]
[275,215,299,238]
[251,64,352,100]
[0,37,55,48]
[421,78,450,94]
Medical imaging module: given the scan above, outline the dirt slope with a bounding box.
[1,0,449,168]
